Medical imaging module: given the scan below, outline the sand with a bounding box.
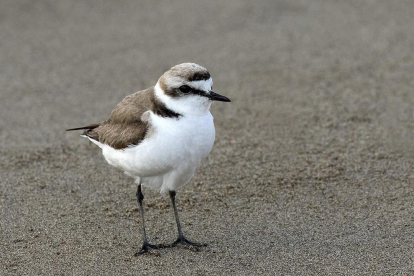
[1,0,414,275]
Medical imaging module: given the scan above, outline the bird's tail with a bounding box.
[66,123,100,132]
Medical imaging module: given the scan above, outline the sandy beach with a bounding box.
[1,1,414,275]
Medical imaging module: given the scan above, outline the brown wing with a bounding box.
[109,87,155,124]
[84,87,156,149]
[86,121,148,149]
[68,86,180,150]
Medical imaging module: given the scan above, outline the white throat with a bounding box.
[154,82,212,117]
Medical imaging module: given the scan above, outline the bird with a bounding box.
[66,63,231,255]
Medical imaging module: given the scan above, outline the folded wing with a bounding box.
[66,88,155,149]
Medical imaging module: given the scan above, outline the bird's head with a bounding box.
[155,63,231,116]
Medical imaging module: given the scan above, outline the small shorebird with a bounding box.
[67,63,231,255]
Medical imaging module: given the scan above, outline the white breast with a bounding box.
[99,112,216,193]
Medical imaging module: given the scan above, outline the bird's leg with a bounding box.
[169,190,207,251]
[134,184,163,256]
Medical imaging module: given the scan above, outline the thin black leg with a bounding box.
[137,184,148,244]
[134,184,163,256]
[169,190,207,251]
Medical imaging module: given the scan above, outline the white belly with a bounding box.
[98,112,215,193]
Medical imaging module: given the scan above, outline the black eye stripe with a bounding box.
[178,85,207,96]
[189,88,205,96]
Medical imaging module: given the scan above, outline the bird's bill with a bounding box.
[207,91,231,102]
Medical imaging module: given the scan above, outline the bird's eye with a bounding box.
[179,85,192,93]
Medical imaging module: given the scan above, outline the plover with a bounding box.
[67,63,231,255]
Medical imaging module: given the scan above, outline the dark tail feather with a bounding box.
[66,123,100,131]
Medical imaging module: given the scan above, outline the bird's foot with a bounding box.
[134,242,164,256]
[169,236,207,252]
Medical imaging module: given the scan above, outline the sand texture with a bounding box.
[1,1,414,275]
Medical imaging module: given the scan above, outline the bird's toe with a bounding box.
[134,242,164,256]
[170,236,207,251]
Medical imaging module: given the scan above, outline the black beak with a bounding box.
[207,91,231,102]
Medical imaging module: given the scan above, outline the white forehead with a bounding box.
[188,78,213,91]
[163,77,213,91]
